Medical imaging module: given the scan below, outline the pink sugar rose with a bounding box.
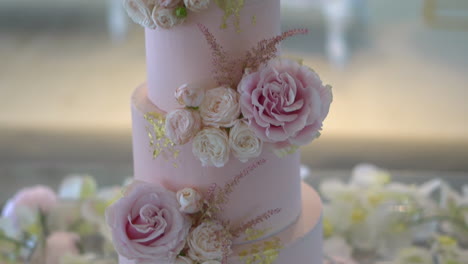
[105,181,192,264]
[238,58,332,146]
[2,185,57,220]
[165,109,202,145]
[45,232,80,264]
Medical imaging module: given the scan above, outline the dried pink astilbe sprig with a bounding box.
[221,236,233,264]
[230,208,282,238]
[243,28,309,72]
[213,158,267,209]
[203,159,267,219]
[198,25,309,87]
[197,23,244,87]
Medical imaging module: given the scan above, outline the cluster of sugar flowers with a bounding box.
[123,0,210,29]
[0,175,121,264]
[105,158,282,264]
[163,25,333,167]
[165,84,262,167]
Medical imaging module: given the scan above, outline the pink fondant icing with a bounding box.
[145,0,281,112]
[119,183,323,264]
[131,84,302,242]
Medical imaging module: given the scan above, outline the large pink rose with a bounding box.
[238,58,332,146]
[105,181,192,264]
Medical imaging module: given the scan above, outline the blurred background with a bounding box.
[1,0,467,201]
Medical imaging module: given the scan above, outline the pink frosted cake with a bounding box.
[106,1,333,264]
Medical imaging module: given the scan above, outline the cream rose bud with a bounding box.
[175,84,205,107]
[175,256,194,264]
[165,109,202,145]
[152,6,180,29]
[187,221,232,262]
[123,0,157,29]
[229,120,263,162]
[177,188,203,214]
[192,128,230,167]
[200,86,241,128]
[158,0,182,8]
[184,0,210,12]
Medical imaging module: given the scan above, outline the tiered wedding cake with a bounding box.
[106,1,332,264]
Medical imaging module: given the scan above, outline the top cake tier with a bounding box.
[145,0,281,112]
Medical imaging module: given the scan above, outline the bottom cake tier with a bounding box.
[119,182,323,264]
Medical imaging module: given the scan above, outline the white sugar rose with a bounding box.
[175,256,194,264]
[165,109,202,145]
[184,0,210,12]
[192,128,230,167]
[158,0,182,8]
[123,0,157,29]
[152,6,180,29]
[187,221,232,262]
[175,84,205,107]
[229,120,263,162]
[177,188,203,214]
[200,86,241,128]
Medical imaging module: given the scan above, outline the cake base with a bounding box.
[119,182,323,264]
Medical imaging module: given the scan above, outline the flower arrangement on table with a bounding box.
[147,25,333,168]
[321,164,468,264]
[1,164,467,264]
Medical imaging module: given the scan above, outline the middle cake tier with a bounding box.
[131,83,302,243]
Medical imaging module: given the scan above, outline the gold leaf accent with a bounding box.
[245,228,269,241]
[144,112,180,163]
[214,0,245,32]
[239,237,282,264]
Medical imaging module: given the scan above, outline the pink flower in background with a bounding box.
[2,185,58,220]
[238,58,332,146]
[45,232,80,264]
[158,0,182,8]
[105,181,191,264]
[165,109,202,145]
[175,84,205,107]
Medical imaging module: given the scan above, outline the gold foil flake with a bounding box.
[144,112,180,163]
[214,0,245,32]
[251,15,257,25]
[239,237,282,264]
[245,228,269,241]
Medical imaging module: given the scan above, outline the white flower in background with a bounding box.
[184,0,210,12]
[201,261,222,264]
[187,221,231,262]
[394,247,432,264]
[351,163,391,188]
[45,232,80,264]
[165,109,202,145]
[229,120,262,162]
[177,188,203,214]
[58,175,97,200]
[199,86,241,128]
[152,5,180,29]
[158,0,182,8]
[175,83,205,107]
[324,237,353,259]
[175,256,195,264]
[123,0,158,29]
[192,127,230,167]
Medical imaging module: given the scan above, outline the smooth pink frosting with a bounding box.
[145,0,281,112]
[120,183,323,264]
[131,83,302,243]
